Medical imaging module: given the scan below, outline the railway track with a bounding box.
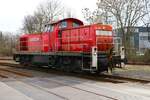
[0,61,150,83]
[0,69,32,78]
[0,57,13,60]
[0,62,33,78]
[26,78,118,100]
[0,74,8,78]
[45,78,118,100]
[0,68,33,78]
[0,61,119,100]
[0,61,150,100]
[26,82,69,100]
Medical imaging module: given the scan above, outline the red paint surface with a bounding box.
[19,18,113,53]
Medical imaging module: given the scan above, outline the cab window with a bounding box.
[44,24,54,32]
[73,22,80,27]
[59,21,67,29]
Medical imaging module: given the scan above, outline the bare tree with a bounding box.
[82,7,112,24]
[142,0,150,27]
[22,15,37,33]
[82,8,102,24]
[22,0,64,34]
[96,0,147,52]
[0,32,17,56]
[37,0,64,23]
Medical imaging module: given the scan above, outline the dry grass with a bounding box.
[115,65,150,72]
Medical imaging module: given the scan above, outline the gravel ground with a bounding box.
[113,65,150,80]
[0,61,150,99]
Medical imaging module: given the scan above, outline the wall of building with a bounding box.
[114,27,150,54]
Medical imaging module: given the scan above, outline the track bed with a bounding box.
[0,60,150,100]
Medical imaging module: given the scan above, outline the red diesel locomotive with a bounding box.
[14,18,117,73]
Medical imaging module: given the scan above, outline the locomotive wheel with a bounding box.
[68,58,82,73]
[61,57,72,72]
[61,57,81,72]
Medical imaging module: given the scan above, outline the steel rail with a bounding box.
[0,68,33,77]
[0,61,150,83]
[45,78,118,100]
[24,81,69,100]
[0,74,8,78]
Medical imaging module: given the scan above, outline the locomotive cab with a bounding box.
[43,18,84,52]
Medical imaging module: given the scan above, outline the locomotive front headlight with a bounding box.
[94,52,97,55]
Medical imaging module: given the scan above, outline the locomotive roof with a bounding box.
[47,18,84,25]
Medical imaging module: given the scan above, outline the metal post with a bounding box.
[92,46,98,70]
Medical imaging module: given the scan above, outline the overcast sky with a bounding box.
[0,0,97,33]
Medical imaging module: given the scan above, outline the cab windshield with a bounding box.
[44,24,54,32]
[73,22,80,27]
[59,21,67,29]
